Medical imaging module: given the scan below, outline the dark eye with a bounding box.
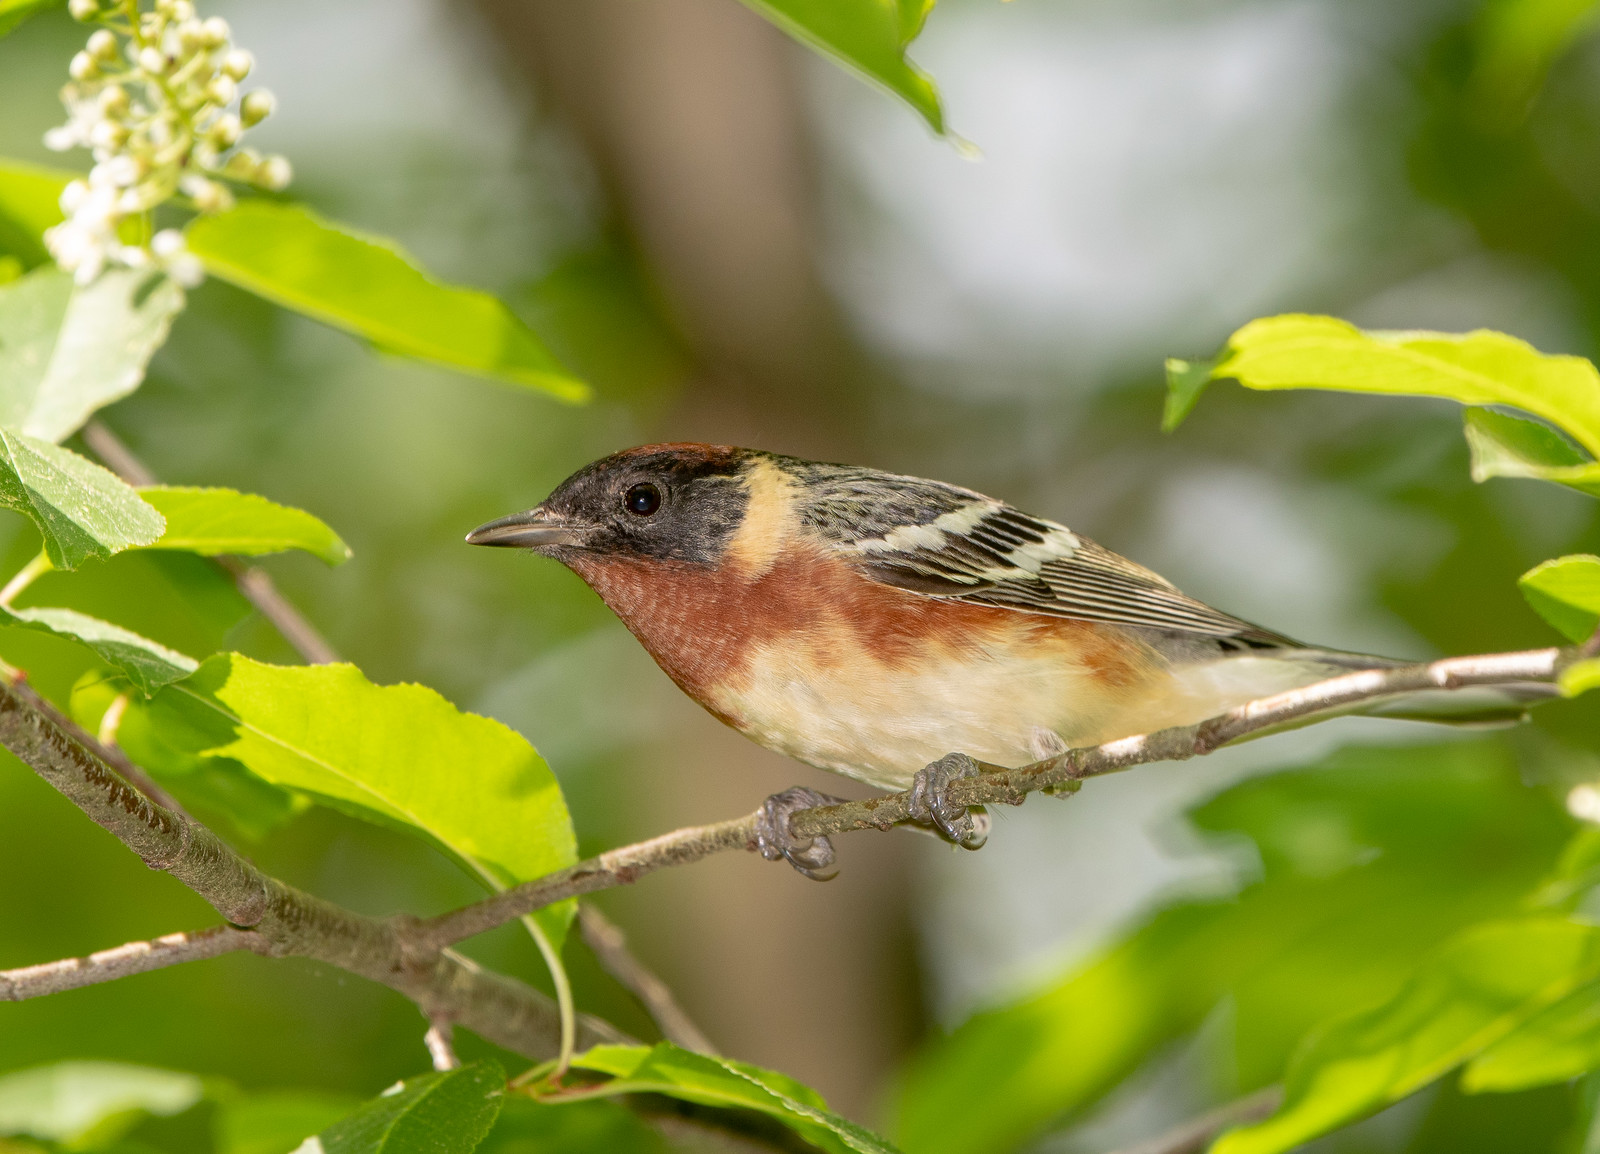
[625,482,662,516]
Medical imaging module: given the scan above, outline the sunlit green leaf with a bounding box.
[0,159,72,267]
[737,0,944,134]
[1465,979,1600,1092]
[1563,659,1600,697]
[0,429,164,568]
[567,1042,899,1154]
[1,604,196,694]
[118,654,577,942]
[0,1061,203,1145]
[1213,919,1600,1154]
[1166,315,1600,457]
[1464,407,1600,496]
[185,203,588,402]
[138,487,350,565]
[215,1090,362,1154]
[0,0,59,37]
[1519,555,1600,641]
[891,742,1571,1154]
[309,1062,504,1154]
[0,265,186,443]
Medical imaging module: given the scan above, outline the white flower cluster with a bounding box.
[43,0,292,286]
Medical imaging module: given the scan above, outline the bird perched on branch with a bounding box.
[469,444,1551,879]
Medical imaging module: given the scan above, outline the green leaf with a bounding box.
[1563,659,1600,697]
[1468,0,1600,119]
[481,1096,667,1154]
[1464,407,1600,496]
[1162,355,1217,432]
[1169,315,1600,456]
[311,1062,505,1154]
[0,159,72,267]
[0,0,60,37]
[123,654,577,941]
[1,604,196,694]
[1212,918,1600,1154]
[1519,555,1600,641]
[0,429,164,568]
[138,487,350,565]
[565,1042,899,1154]
[185,203,588,402]
[736,0,944,134]
[215,1090,363,1154]
[1465,979,1600,1092]
[0,1061,204,1145]
[890,742,1571,1154]
[0,265,186,443]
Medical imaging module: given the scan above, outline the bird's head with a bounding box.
[466,443,757,564]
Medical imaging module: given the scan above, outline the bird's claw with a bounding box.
[755,786,845,881]
[908,753,989,850]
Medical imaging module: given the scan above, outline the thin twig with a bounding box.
[423,1020,461,1071]
[414,645,1569,949]
[1106,1087,1283,1154]
[0,925,266,1001]
[0,673,625,1058]
[579,903,718,1055]
[82,420,340,665]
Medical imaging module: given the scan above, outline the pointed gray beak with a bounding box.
[465,507,585,549]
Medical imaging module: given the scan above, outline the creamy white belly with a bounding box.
[705,639,1336,791]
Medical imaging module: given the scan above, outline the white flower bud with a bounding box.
[89,119,128,149]
[98,84,128,114]
[86,29,118,62]
[176,19,205,51]
[185,176,232,212]
[99,154,144,187]
[221,48,253,81]
[169,0,194,20]
[221,148,259,181]
[206,75,237,105]
[67,0,99,22]
[256,154,291,191]
[167,252,204,287]
[151,229,185,258]
[206,113,241,147]
[43,125,80,151]
[239,88,274,127]
[117,243,152,270]
[69,51,99,81]
[59,180,89,213]
[200,16,229,46]
[138,45,166,75]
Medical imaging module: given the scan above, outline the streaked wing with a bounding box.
[794,462,1294,646]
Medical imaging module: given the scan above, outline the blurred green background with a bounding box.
[3,0,1600,1149]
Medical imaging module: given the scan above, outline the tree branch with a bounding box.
[1107,1087,1283,1154]
[578,903,718,1055]
[0,925,266,1001]
[0,673,625,1058]
[414,644,1569,949]
[82,420,340,665]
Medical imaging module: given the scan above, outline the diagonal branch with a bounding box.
[578,903,718,1054]
[413,644,1570,949]
[0,925,266,1001]
[1106,1087,1283,1154]
[0,673,625,1058]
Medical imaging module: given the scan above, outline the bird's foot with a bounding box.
[755,786,845,881]
[908,753,990,850]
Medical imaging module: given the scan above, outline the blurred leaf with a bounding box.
[891,742,1571,1154]
[185,203,588,402]
[1162,356,1217,432]
[1563,659,1600,696]
[71,672,306,841]
[0,161,69,271]
[735,0,943,134]
[0,257,21,284]
[0,430,163,569]
[1469,0,1600,122]
[1,604,195,694]
[138,487,350,565]
[1519,555,1600,641]
[117,654,577,942]
[566,1042,898,1154]
[480,1096,666,1154]
[309,1062,504,1154]
[0,1062,203,1145]
[1213,918,1600,1154]
[0,0,59,37]
[214,1090,361,1154]
[1465,979,1600,1092]
[1169,315,1600,456]
[1464,408,1600,496]
[0,266,185,444]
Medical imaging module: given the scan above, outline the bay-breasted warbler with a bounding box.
[469,444,1551,878]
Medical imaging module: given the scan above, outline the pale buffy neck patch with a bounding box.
[725,456,798,576]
